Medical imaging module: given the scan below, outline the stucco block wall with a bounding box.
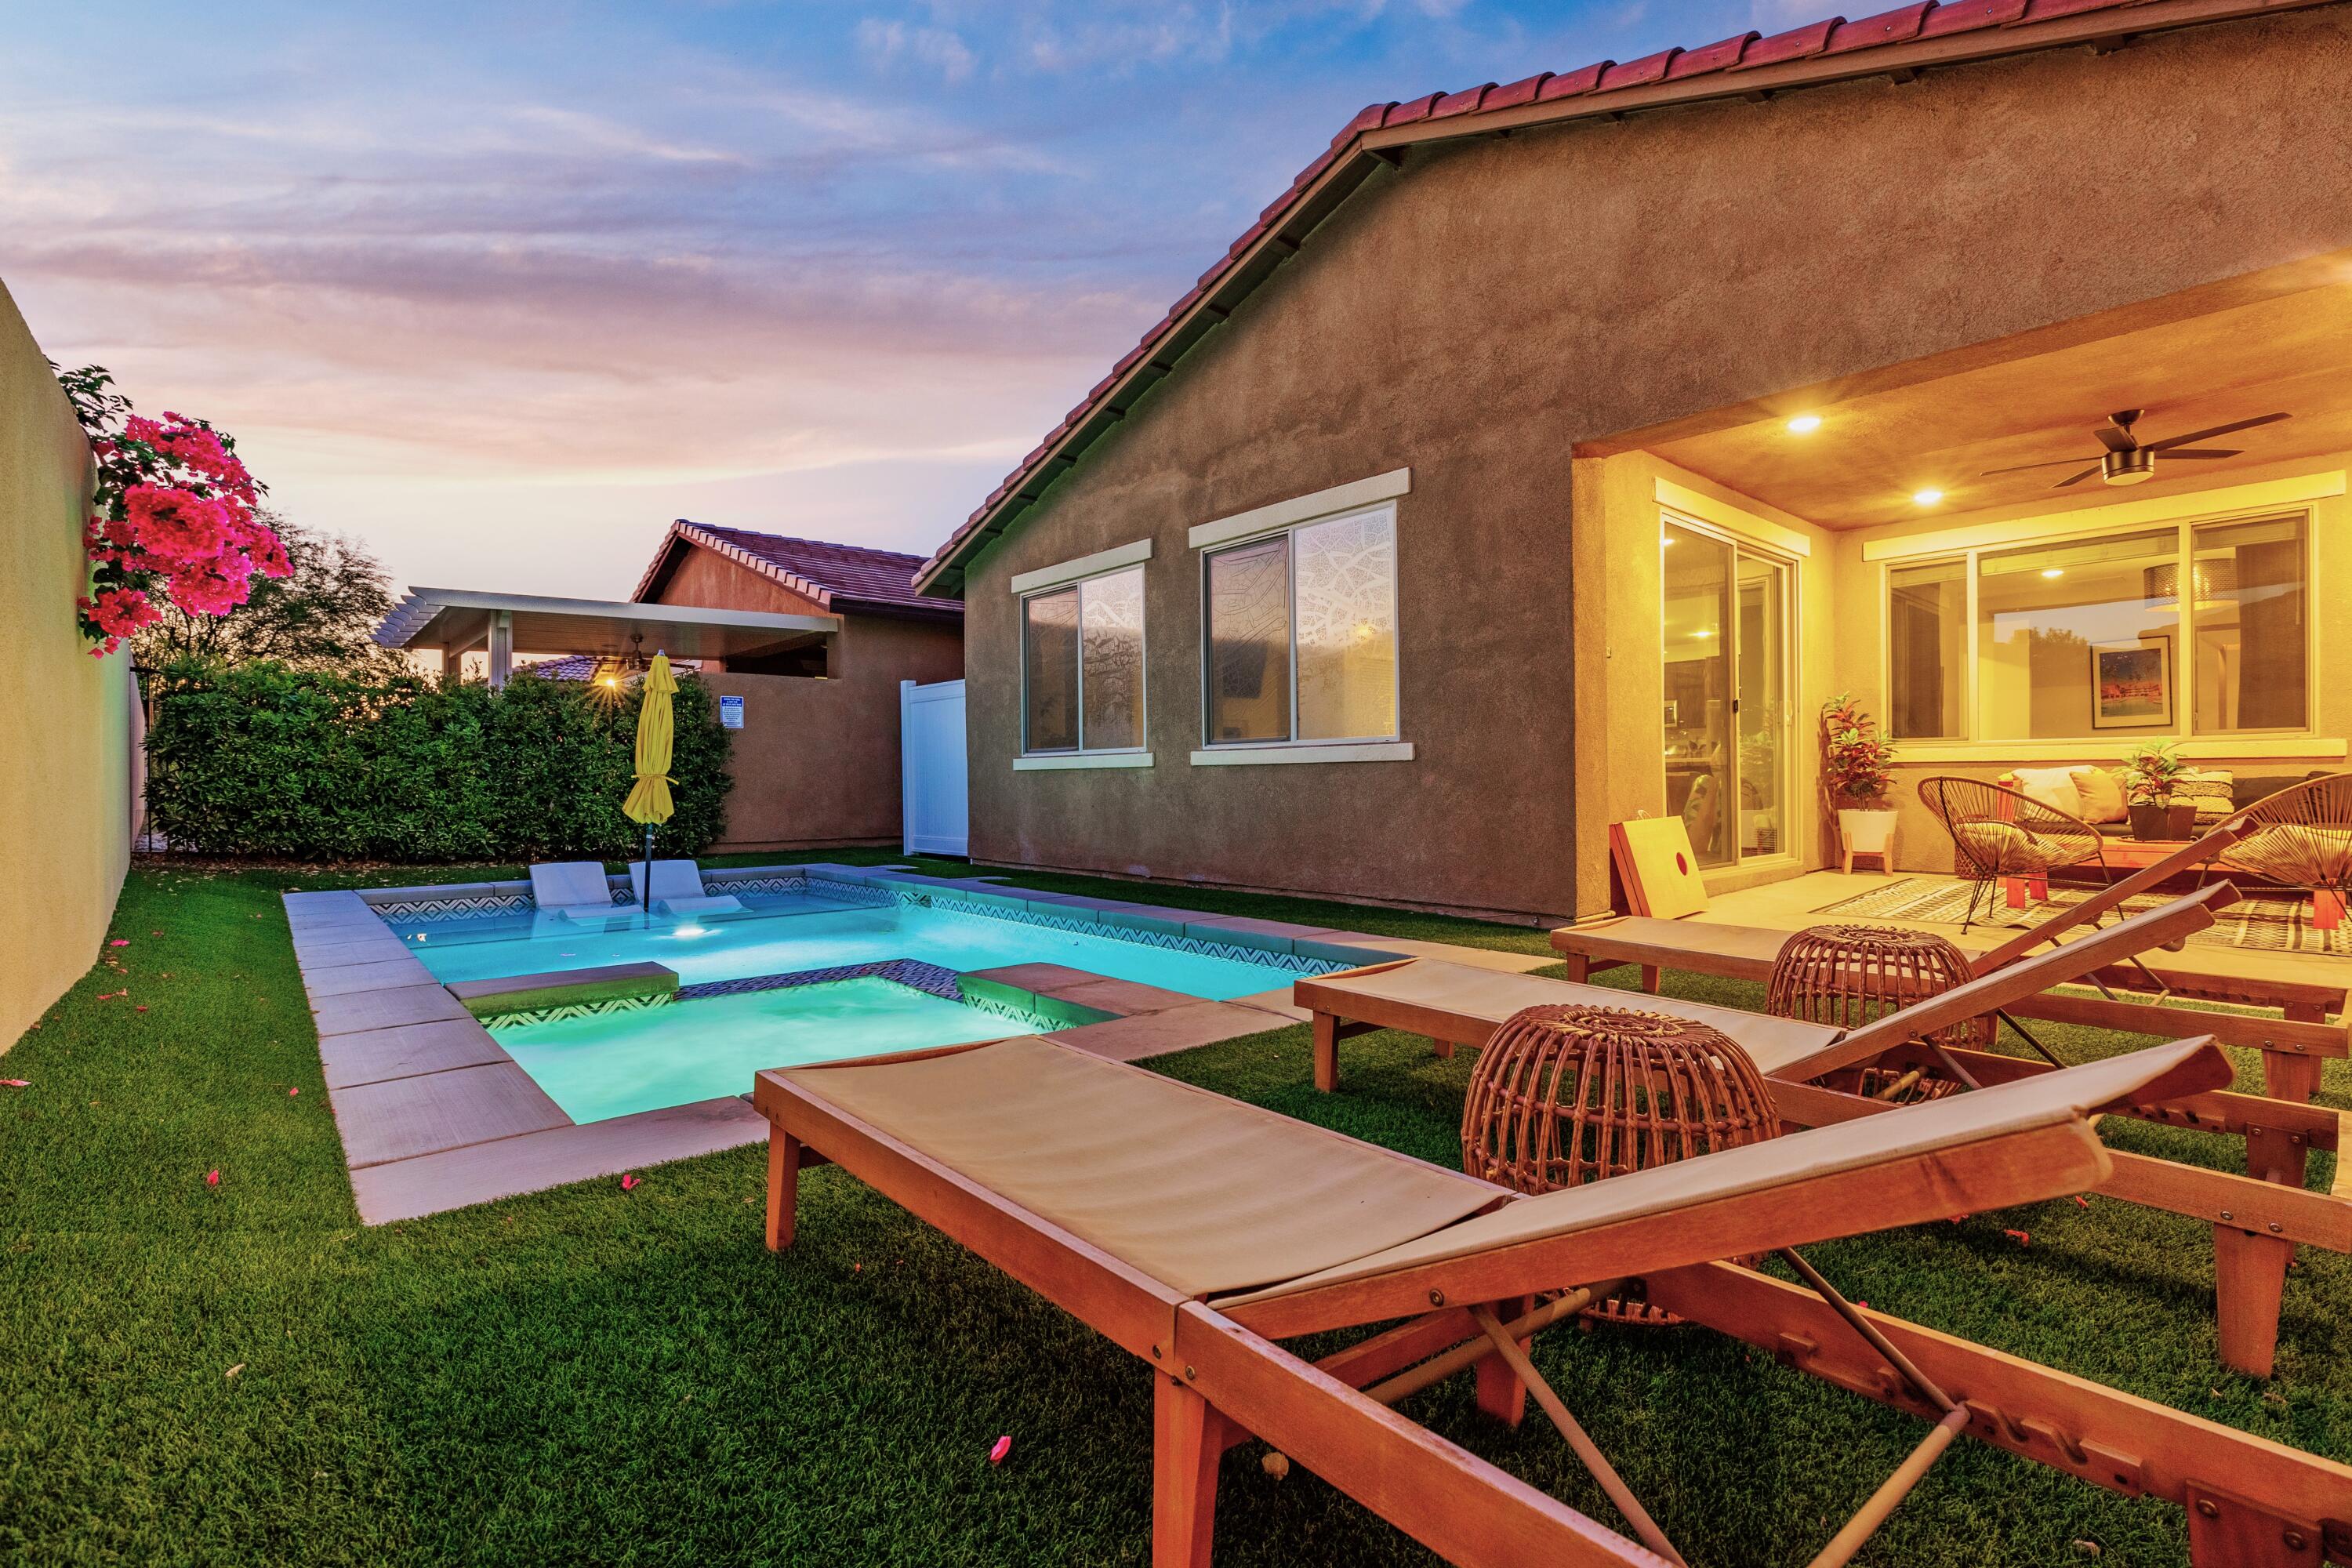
[644,556,962,851]
[956,9,2352,921]
[0,278,128,1047]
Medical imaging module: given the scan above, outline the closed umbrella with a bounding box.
[622,653,677,923]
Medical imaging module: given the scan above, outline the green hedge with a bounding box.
[143,662,735,862]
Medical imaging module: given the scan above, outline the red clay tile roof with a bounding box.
[633,521,960,619]
[913,0,2332,597]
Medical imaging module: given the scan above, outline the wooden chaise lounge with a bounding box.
[1554,836,2350,1102]
[758,1034,2351,1566]
[1296,887,2349,1377]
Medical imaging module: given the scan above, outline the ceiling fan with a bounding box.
[1981,408,2292,488]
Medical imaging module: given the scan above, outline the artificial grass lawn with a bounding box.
[2,858,2347,1566]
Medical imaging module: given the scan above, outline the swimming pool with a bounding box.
[372,874,1352,1123]
[391,884,1319,1001]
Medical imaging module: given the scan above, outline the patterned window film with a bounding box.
[1023,566,1146,753]
[1203,504,1397,745]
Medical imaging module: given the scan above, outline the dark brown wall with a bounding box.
[646,548,964,850]
[959,9,2352,920]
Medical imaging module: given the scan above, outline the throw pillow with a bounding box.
[2010,766,2085,820]
[2069,768,2129,823]
[2176,768,2236,825]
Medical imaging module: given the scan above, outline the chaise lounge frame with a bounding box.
[1555,840,2350,1103]
[1300,887,2349,1377]
[757,1034,2352,1566]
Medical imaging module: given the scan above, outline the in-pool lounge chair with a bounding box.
[758,1034,2352,1566]
[628,858,748,919]
[1295,887,2352,1377]
[528,861,626,923]
[1553,831,2352,1102]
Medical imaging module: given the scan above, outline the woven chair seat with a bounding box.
[1949,819,2093,877]
[2228,822,2352,887]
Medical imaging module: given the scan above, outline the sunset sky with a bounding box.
[4,1,1794,600]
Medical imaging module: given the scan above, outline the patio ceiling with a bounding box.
[376,587,838,662]
[1611,251,2352,530]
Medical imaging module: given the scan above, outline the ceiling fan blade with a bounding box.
[2093,426,2139,455]
[1982,454,2100,476]
[2053,466,2103,488]
[2154,448,2241,460]
[2147,412,2291,449]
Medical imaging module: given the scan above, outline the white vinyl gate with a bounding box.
[898,678,969,857]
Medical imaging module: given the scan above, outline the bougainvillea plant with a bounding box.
[55,364,290,656]
[1819,691,1896,808]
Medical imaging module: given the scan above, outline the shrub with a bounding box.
[143,662,734,862]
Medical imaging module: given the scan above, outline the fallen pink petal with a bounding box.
[2005,1229,2031,1247]
[108,938,129,947]
[989,1436,1012,1466]
[619,1174,638,1192]
[1,1080,28,1089]
[205,1169,220,1186]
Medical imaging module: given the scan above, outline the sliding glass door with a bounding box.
[1662,517,1788,869]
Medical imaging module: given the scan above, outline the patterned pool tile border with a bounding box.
[481,992,677,1031]
[676,956,961,1003]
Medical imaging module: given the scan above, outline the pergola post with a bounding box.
[488,611,514,690]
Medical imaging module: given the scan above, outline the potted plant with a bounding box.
[1820,692,1898,861]
[2122,739,2195,840]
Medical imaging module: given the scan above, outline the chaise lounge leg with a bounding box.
[2212,1224,2291,1378]
[1472,1294,1531,1428]
[1312,1012,1340,1092]
[765,1130,801,1250]
[2260,1047,2321,1104]
[1152,1376,1223,1568]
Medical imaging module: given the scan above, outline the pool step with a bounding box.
[448,962,681,1022]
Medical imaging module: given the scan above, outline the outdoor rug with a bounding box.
[1811,878,2352,957]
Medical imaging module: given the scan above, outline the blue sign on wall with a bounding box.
[719,695,744,730]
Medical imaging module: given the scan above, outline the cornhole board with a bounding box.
[1609,817,1708,920]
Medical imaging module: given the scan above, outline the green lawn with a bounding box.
[2,856,2347,1566]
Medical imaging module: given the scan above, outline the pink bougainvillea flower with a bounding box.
[123,483,230,564]
[206,1169,221,1186]
[619,1173,638,1192]
[988,1435,1012,1466]
[288,1087,299,1097]
[166,561,254,619]
[109,938,129,947]
[2005,1229,2031,1247]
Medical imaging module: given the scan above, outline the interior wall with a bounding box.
[0,278,126,1047]
[1829,455,2351,869]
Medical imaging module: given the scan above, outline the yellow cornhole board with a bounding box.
[1610,818,1709,920]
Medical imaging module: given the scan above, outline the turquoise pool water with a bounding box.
[499,977,1041,1124]
[393,892,1310,1001]
[383,885,1330,1123]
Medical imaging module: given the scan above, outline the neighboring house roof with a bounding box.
[635,521,961,620]
[913,0,2336,597]
[526,654,703,681]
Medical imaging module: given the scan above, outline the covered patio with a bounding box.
[376,586,839,686]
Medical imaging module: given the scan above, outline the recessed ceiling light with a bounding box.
[1787,413,1823,434]
[2041,568,2065,579]
[1692,629,1715,639]
[1912,488,1945,507]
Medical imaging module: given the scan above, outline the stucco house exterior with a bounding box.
[909,0,2352,924]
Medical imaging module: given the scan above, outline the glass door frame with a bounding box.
[1660,509,1798,869]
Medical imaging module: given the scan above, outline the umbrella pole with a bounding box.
[642,822,655,927]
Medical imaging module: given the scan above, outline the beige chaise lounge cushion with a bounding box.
[1300,959,1841,1078]
[781,1036,1501,1298]
[1213,1036,2215,1307]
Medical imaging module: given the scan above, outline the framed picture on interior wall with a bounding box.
[2090,637,2172,730]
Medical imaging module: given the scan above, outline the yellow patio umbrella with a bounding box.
[622,652,677,921]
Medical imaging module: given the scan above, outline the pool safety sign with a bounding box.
[720,695,744,729]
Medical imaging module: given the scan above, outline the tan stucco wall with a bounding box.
[644,550,963,849]
[1,278,127,1048]
[1827,454,2352,871]
[956,9,2352,921]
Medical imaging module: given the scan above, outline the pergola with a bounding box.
[376,587,839,688]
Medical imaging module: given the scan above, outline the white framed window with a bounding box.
[1195,500,1402,760]
[1019,564,1147,761]
[1883,510,2312,744]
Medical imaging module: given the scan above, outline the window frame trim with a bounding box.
[1876,501,2318,752]
[1194,497,1403,754]
[1017,561,1150,760]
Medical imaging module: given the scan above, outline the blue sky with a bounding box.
[2,1,1795,596]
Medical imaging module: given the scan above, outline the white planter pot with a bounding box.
[1838,808,1898,855]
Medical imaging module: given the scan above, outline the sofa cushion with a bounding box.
[2233,771,2331,811]
[2010,766,2085,820]
[2176,768,2236,826]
